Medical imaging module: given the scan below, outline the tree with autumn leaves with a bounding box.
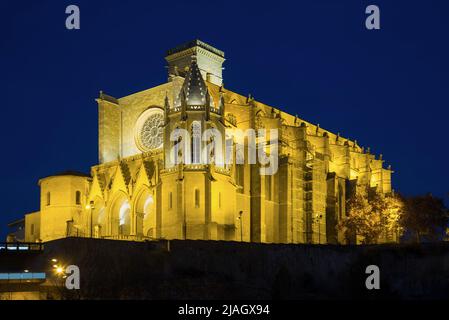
[338,187,404,244]
[339,188,448,244]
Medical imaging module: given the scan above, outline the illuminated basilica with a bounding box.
[20,40,393,245]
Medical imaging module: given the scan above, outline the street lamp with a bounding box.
[315,214,323,244]
[237,211,243,242]
[51,259,64,276]
[86,201,95,238]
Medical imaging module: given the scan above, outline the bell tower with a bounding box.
[161,49,228,240]
[165,39,225,86]
[164,56,225,168]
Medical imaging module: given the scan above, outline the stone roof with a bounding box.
[40,171,91,180]
[175,57,209,107]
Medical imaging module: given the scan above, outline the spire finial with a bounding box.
[164,91,170,124]
[164,91,170,109]
[219,91,225,117]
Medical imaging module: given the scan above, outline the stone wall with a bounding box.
[3,238,447,299]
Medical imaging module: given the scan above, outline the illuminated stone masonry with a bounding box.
[20,40,394,245]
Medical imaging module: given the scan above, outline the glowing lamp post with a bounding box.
[237,211,243,242]
[315,214,323,244]
[86,201,95,238]
[51,258,64,277]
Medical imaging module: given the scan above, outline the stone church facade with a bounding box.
[21,40,393,244]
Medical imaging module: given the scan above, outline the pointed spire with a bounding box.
[219,91,225,118]
[164,92,170,124]
[180,89,187,120]
[205,87,211,121]
[175,55,208,107]
[164,92,170,108]
[246,93,254,104]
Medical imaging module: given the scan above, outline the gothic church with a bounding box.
[18,40,394,245]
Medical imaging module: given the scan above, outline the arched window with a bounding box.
[225,133,233,167]
[75,191,81,205]
[191,121,201,164]
[46,192,51,206]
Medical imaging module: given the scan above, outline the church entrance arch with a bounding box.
[109,192,131,239]
[134,187,155,239]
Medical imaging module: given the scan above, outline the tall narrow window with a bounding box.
[265,175,272,201]
[218,192,222,208]
[236,164,244,193]
[191,121,201,164]
[338,185,344,219]
[46,192,51,206]
[76,191,81,205]
[195,189,200,208]
[30,224,35,236]
[225,135,233,167]
[169,192,173,210]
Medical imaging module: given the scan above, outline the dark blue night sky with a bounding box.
[1,0,448,239]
